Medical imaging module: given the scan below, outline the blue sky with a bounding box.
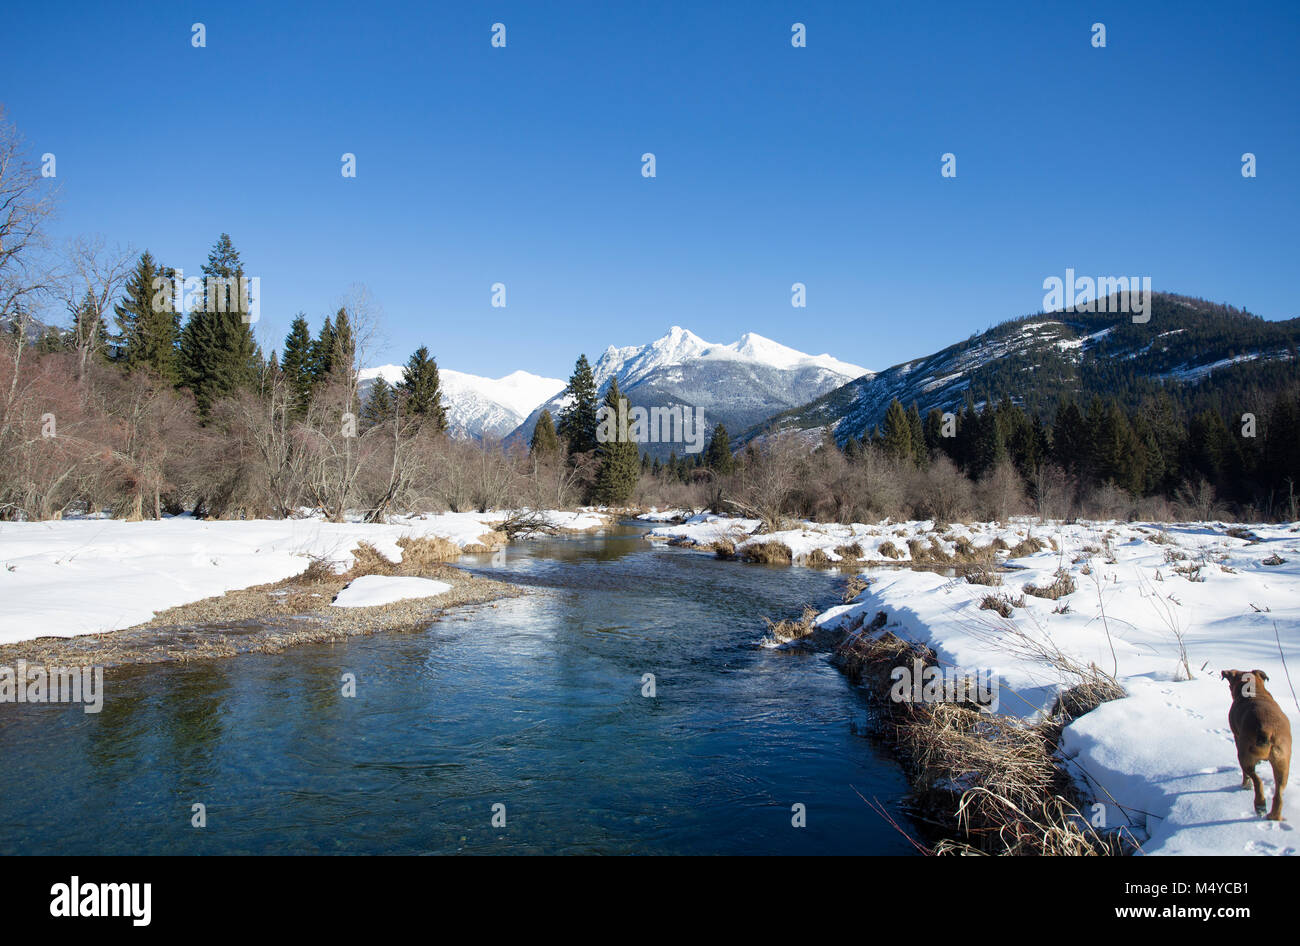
[7,0,1298,378]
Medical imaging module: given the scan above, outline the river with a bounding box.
[0,522,913,855]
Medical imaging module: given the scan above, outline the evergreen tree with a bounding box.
[924,408,946,457]
[593,377,640,504]
[361,376,395,429]
[179,234,259,414]
[907,402,927,466]
[704,423,734,474]
[880,399,912,461]
[397,346,447,431]
[310,318,336,383]
[281,313,314,416]
[531,409,560,455]
[1052,400,1089,475]
[557,354,599,455]
[329,307,355,380]
[114,251,180,381]
[35,326,65,354]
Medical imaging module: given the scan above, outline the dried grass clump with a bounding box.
[804,548,833,568]
[394,535,463,568]
[831,619,910,687]
[979,593,1025,618]
[711,538,736,559]
[962,562,1002,587]
[741,540,793,565]
[991,537,1011,552]
[907,537,953,566]
[907,705,1132,856]
[1048,670,1127,725]
[762,605,820,645]
[461,531,508,553]
[842,574,870,603]
[1024,569,1076,600]
[834,542,864,562]
[1263,553,1287,566]
[1006,536,1046,558]
[345,541,399,579]
[300,555,342,584]
[877,540,902,560]
[1225,526,1261,543]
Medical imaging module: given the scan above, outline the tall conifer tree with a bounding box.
[557,354,599,455]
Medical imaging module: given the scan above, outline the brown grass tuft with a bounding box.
[742,540,793,565]
[834,542,864,562]
[842,574,870,603]
[762,605,820,645]
[345,541,398,579]
[1024,569,1076,600]
[804,548,832,568]
[1006,536,1047,558]
[394,535,463,568]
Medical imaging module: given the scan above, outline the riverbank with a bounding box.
[0,509,608,656]
[652,513,1300,856]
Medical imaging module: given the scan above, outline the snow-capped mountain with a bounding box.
[358,366,565,440]
[508,327,869,454]
[745,293,1300,446]
[592,326,866,389]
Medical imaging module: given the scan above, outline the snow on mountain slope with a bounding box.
[509,327,870,455]
[591,326,866,389]
[747,293,1300,447]
[358,366,564,441]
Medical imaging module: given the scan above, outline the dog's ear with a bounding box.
[1220,670,1235,680]
[1255,669,1270,682]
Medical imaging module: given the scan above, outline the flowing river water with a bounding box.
[0,522,913,855]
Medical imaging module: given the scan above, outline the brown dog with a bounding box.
[1221,669,1291,821]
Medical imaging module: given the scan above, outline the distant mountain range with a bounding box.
[358,366,565,441]
[741,293,1300,447]
[505,326,869,456]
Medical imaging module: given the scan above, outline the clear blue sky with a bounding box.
[7,0,1298,378]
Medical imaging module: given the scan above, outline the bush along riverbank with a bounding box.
[825,600,1136,855]
[681,512,1300,856]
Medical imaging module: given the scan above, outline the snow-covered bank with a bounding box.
[796,518,1300,856]
[644,512,1026,563]
[0,509,607,644]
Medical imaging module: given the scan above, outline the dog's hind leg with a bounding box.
[1268,751,1288,822]
[1241,753,1267,814]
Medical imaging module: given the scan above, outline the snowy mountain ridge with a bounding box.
[508,326,871,456]
[357,366,565,441]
